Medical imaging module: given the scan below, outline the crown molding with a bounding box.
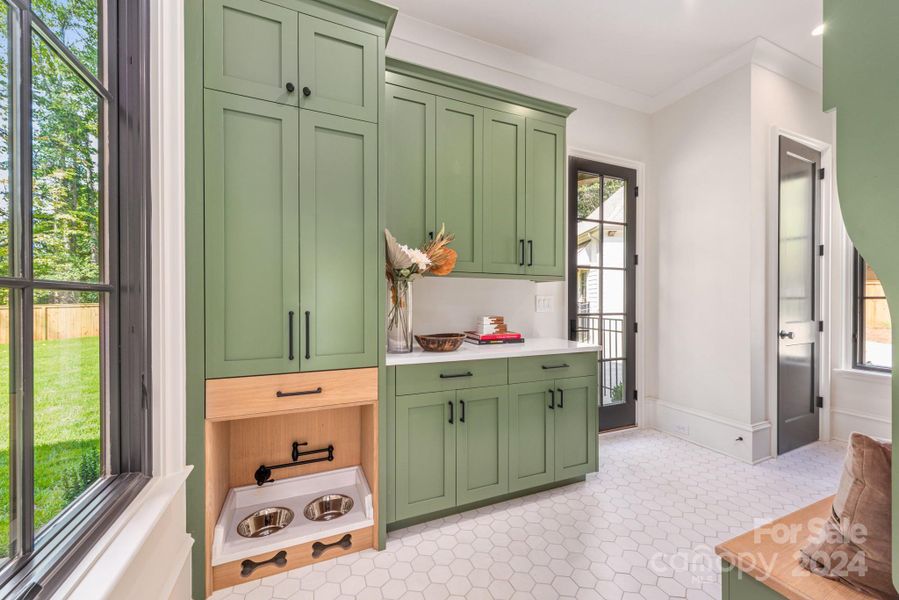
[387,14,823,114]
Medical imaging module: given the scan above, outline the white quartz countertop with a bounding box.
[385,337,599,366]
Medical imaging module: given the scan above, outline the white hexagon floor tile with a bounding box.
[210,429,845,600]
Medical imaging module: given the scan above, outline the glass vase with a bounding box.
[387,278,413,353]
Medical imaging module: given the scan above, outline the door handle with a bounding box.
[305,311,311,359]
[288,311,295,360]
[528,240,534,267]
[557,388,564,408]
[778,330,795,340]
[439,372,473,379]
[548,389,555,409]
[519,239,525,266]
[448,401,454,424]
[460,400,465,423]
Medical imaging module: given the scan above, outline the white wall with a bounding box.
[388,15,651,341]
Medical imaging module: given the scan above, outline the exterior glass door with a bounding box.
[568,157,637,431]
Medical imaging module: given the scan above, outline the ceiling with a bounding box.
[385,0,823,99]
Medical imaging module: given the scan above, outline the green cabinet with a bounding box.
[384,84,435,248]
[395,391,456,521]
[436,97,483,272]
[299,111,378,371]
[525,119,566,277]
[509,381,554,491]
[298,14,378,122]
[553,376,598,479]
[483,110,526,274]
[204,90,300,378]
[456,386,509,504]
[204,0,299,105]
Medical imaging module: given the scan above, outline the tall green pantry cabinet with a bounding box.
[186,0,396,597]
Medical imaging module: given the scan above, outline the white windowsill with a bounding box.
[832,367,892,384]
[53,466,193,599]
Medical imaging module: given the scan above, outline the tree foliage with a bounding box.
[576,176,625,220]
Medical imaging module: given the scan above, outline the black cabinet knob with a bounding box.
[286,82,295,93]
[303,86,312,97]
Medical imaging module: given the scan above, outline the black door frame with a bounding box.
[776,135,822,455]
[567,156,637,432]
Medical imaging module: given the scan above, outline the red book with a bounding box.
[464,331,522,341]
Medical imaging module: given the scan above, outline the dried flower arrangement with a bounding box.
[385,225,457,352]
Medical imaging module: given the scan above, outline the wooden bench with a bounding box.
[715,497,873,600]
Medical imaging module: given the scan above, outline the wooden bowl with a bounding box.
[415,333,465,352]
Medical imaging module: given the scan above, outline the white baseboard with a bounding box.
[644,397,772,464]
[830,407,892,442]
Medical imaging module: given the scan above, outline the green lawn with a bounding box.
[0,336,101,557]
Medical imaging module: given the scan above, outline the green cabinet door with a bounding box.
[204,91,299,378]
[483,110,526,274]
[384,84,436,248]
[553,376,598,480]
[204,0,299,105]
[525,119,565,277]
[299,111,378,371]
[436,98,483,272]
[456,386,509,505]
[509,381,555,492]
[395,391,456,521]
[298,14,378,122]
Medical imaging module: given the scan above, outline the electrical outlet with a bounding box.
[535,295,553,313]
[673,423,689,436]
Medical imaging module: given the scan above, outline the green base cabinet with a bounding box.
[721,563,788,600]
[388,353,598,525]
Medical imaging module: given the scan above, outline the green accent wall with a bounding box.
[821,0,899,589]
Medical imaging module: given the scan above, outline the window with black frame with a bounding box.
[853,250,892,371]
[0,0,149,594]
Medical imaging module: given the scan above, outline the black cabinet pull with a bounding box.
[276,387,322,398]
[304,311,311,360]
[448,401,454,424]
[241,550,287,577]
[460,400,465,423]
[548,389,555,409]
[528,240,533,266]
[288,311,295,360]
[541,364,569,370]
[429,231,435,241]
[302,86,312,97]
[285,82,295,93]
[519,239,525,266]
[557,388,564,408]
[439,371,473,379]
[312,534,351,558]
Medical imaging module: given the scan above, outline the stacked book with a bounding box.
[465,316,524,345]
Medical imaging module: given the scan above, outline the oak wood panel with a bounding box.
[360,403,379,543]
[715,496,871,600]
[206,367,377,421]
[212,526,373,590]
[205,420,232,598]
[227,406,362,488]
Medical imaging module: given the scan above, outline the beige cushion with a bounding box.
[800,432,897,599]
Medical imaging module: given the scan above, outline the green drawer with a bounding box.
[395,359,508,395]
[509,352,597,383]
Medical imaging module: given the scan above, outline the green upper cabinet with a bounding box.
[509,381,554,492]
[204,91,299,378]
[298,14,378,122]
[394,391,456,521]
[299,111,378,371]
[436,97,483,273]
[384,84,436,248]
[456,386,509,505]
[483,110,526,275]
[204,0,299,105]
[526,119,566,278]
[553,376,598,480]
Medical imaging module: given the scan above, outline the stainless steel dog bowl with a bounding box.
[303,494,354,522]
[236,507,294,538]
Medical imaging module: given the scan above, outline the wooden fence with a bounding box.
[0,304,100,344]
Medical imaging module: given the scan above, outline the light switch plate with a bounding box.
[535,295,553,313]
